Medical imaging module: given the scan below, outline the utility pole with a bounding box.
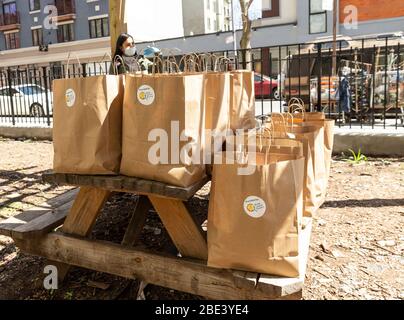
[109,0,127,52]
[332,0,338,75]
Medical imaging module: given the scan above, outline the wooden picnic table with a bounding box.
[0,172,312,300]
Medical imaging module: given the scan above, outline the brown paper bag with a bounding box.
[229,70,255,131]
[285,126,325,212]
[204,72,231,132]
[300,119,334,204]
[293,112,326,121]
[270,120,322,217]
[120,73,206,187]
[203,72,231,176]
[208,151,305,277]
[53,75,124,174]
[303,119,334,180]
[287,113,335,205]
[289,113,334,176]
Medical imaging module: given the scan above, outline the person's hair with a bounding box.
[113,33,135,60]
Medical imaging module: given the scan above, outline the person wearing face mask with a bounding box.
[110,33,143,74]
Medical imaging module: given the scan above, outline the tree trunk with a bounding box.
[239,0,253,70]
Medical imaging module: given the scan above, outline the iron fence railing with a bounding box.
[0,36,403,129]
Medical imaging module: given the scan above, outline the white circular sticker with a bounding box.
[137,85,155,106]
[65,88,76,108]
[243,196,266,219]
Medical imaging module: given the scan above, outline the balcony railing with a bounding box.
[0,12,20,26]
[0,12,20,32]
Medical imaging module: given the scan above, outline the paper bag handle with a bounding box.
[163,58,181,74]
[113,55,127,74]
[66,52,82,79]
[95,53,113,75]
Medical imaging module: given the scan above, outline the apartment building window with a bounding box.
[309,0,327,34]
[55,0,75,15]
[29,0,40,12]
[2,2,17,24]
[57,23,74,42]
[89,17,109,38]
[32,28,43,46]
[262,0,280,18]
[207,0,210,10]
[5,32,20,50]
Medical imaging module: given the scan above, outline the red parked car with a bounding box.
[254,73,279,99]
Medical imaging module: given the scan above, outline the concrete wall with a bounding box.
[0,126,52,140]
[333,131,404,157]
[1,127,403,157]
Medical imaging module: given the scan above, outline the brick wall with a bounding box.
[340,0,404,22]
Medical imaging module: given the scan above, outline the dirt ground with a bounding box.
[0,137,403,300]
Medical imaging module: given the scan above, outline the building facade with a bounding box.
[1,0,403,69]
[0,0,112,68]
[182,0,232,36]
[254,0,404,43]
[139,0,403,52]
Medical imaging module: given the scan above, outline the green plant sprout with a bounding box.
[346,149,368,164]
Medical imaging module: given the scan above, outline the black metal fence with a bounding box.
[0,36,403,129]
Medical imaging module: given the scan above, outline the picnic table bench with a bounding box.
[0,172,312,300]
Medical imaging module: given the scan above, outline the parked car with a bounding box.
[254,73,279,99]
[0,84,53,117]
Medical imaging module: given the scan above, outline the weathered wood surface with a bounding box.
[43,173,209,201]
[0,189,78,238]
[16,228,308,300]
[149,196,208,261]
[54,187,111,281]
[121,195,151,246]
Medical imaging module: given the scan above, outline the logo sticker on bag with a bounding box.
[65,89,76,108]
[243,196,266,218]
[137,85,155,106]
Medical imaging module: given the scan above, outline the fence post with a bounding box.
[42,67,51,127]
[317,43,322,112]
[6,68,15,126]
[82,63,87,77]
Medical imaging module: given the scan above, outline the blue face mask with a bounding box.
[124,46,137,57]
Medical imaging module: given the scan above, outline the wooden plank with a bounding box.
[121,196,151,246]
[148,196,208,261]
[0,189,78,238]
[256,218,312,299]
[43,173,209,201]
[61,187,111,236]
[233,271,259,290]
[11,200,73,240]
[54,187,111,280]
[15,232,302,300]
